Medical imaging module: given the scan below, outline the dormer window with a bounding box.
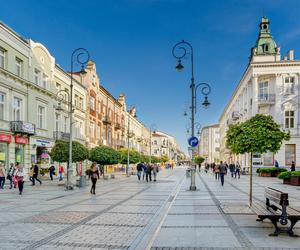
[262,44,269,53]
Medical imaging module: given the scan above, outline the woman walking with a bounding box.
[0,163,6,189]
[15,163,24,195]
[152,164,159,182]
[214,164,220,180]
[7,163,15,189]
[89,163,99,195]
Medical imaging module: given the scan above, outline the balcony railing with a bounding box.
[115,123,121,130]
[53,131,70,140]
[10,121,35,135]
[257,94,276,105]
[232,111,241,120]
[103,116,112,125]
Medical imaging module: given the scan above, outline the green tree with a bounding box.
[151,156,160,163]
[160,155,169,163]
[226,114,290,206]
[118,149,141,164]
[140,154,150,163]
[50,140,89,163]
[89,146,119,166]
[194,155,205,165]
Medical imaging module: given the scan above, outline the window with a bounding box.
[78,97,83,109]
[42,74,48,89]
[37,106,45,129]
[75,94,79,108]
[90,122,95,137]
[285,144,296,166]
[263,151,274,166]
[55,113,61,131]
[97,125,101,139]
[285,111,295,129]
[284,76,295,94]
[79,121,83,138]
[89,96,95,110]
[13,97,22,121]
[15,58,22,77]
[0,47,5,68]
[0,92,5,120]
[34,69,40,85]
[258,81,268,100]
[63,116,68,133]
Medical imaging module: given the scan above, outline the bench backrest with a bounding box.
[265,187,289,207]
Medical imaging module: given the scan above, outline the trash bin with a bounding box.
[186,168,191,177]
[79,175,86,187]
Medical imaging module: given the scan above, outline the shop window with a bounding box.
[0,92,5,120]
[285,111,295,129]
[36,147,50,166]
[13,97,22,121]
[0,142,8,167]
[15,144,24,165]
[285,144,295,166]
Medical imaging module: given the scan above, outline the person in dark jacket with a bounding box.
[219,161,227,186]
[31,164,42,185]
[229,163,236,178]
[89,163,99,194]
[49,165,55,181]
[136,162,144,181]
[146,164,152,182]
[291,161,296,171]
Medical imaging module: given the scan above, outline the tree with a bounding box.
[50,140,89,163]
[140,154,150,163]
[160,155,169,163]
[118,149,141,164]
[226,114,290,206]
[89,146,119,166]
[194,155,205,165]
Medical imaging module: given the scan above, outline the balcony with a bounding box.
[257,94,276,105]
[231,111,241,120]
[103,116,112,125]
[10,121,35,135]
[115,122,121,130]
[53,131,70,140]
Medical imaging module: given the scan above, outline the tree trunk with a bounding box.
[249,152,253,207]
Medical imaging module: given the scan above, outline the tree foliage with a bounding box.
[118,149,141,164]
[151,156,160,163]
[89,146,119,165]
[226,114,290,154]
[160,155,169,163]
[50,140,89,163]
[140,154,150,163]
[194,155,205,165]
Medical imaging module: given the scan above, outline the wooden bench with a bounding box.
[252,187,300,237]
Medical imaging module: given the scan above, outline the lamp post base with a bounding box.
[189,168,197,191]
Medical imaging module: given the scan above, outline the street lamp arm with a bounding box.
[71,48,90,66]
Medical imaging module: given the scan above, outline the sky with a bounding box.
[2,0,300,154]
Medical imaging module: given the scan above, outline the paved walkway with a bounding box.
[0,167,299,249]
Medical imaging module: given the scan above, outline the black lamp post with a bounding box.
[172,40,211,190]
[56,48,90,190]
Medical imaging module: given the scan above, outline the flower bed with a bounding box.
[257,167,287,177]
[278,171,300,185]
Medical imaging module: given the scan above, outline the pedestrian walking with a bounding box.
[214,164,220,180]
[49,165,55,181]
[31,164,42,185]
[58,164,64,181]
[275,160,279,168]
[291,161,296,171]
[152,164,159,182]
[0,163,6,189]
[146,164,152,182]
[235,161,241,178]
[142,164,147,181]
[219,161,227,186]
[89,163,99,194]
[7,163,15,189]
[229,163,235,178]
[136,162,143,181]
[15,163,24,195]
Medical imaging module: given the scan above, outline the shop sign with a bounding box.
[15,136,29,144]
[0,134,11,143]
[35,139,54,147]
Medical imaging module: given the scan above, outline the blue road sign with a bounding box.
[188,136,199,147]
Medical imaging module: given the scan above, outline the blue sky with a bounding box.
[2,0,300,153]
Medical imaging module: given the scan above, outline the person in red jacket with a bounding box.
[58,165,65,181]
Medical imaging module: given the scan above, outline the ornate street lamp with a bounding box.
[55,48,89,190]
[172,40,211,190]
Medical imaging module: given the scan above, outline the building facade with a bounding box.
[219,17,300,169]
[198,124,220,163]
[0,22,87,177]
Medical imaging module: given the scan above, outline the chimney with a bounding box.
[283,56,288,61]
[288,50,294,60]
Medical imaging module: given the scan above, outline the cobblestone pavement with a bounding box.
[0,168,299,249]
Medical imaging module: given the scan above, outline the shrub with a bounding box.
[291,171,300,177]
[258,167,287,174]
[278,171,292,179]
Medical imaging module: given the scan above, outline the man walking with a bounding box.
[229,162,235,178]
[7,163,15,189]
[219,161,227,186]
[31,164,42,186]
[235,161,241,178]
[136,162,143,181]
[146,164,152,182]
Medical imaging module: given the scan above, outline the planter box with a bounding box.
[260,172,272,177]
[290,176,300,186]
[283,178,291,185]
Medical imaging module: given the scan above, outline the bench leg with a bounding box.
[287,218,299,237]
[269,217,280,236]
[256,215,266,222]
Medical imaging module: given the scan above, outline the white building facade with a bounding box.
[220,17,300,170]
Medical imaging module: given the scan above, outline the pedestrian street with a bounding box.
[0,167,299,249]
